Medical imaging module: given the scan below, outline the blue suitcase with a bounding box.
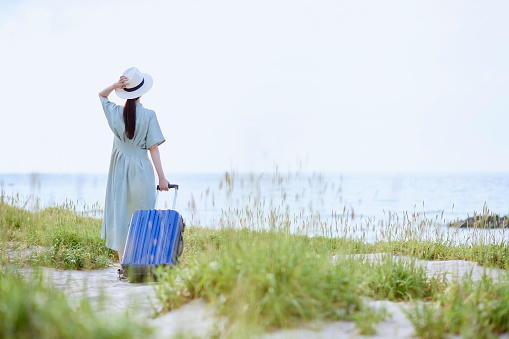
[121,184,185,281]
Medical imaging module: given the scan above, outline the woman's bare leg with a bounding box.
[117,252,125,279]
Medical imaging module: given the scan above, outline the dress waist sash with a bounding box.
[113,139,148,158]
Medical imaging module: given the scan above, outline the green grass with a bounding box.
[1,195,115,269]
[352,307,387,335]
[155,226,452,337]
[150,167,509,338]
[3,171,509,338]
[155,227,368,337]
[393,239,509,269]
[0,268,151,339]
[364,256,447,301]
[407,274,509,338]
[0,195,149,339]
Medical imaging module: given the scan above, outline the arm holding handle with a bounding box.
[149,144,169,191]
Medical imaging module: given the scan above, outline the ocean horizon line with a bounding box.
[1,170,509,176]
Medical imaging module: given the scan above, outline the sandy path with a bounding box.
[36,257,507,338]
[37,264,217,338]
[261,300,415,339]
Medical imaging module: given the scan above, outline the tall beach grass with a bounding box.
[2,170,509,338]
[1,194,115,269]
[154,171,509,337]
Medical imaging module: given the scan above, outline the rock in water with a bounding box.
[448,215,509,229]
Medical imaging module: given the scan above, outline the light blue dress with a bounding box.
[100,97,165,252]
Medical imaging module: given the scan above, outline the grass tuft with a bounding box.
[407,274,509,338]
[365,256,447,301]
[1,196,115,269]
[155,227,369,336]
[0,268,150,339]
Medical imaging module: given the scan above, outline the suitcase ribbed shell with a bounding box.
[121,209,184,279]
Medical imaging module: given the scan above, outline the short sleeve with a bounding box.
[100,97,121,132]
[146,112,165,149]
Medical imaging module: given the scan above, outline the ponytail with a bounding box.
[123,97,139,139]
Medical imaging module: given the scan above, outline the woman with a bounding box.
[99,67,170,273]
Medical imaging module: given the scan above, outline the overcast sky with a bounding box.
[1,0,508,174]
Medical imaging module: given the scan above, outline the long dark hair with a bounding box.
[123,97,139,139]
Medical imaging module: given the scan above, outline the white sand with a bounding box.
[31,257,507,338]
[34,265,218,338]
[341,253,506,282]
[261,300,415,339]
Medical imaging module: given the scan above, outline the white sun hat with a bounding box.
[115,67,153,99]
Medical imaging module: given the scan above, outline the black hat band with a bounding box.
[124,78,144,92]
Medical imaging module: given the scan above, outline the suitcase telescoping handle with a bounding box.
[155,184,179,210]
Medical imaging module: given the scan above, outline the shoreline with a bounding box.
[2,171,509,227]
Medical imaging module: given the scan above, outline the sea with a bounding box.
[1,172,508,242]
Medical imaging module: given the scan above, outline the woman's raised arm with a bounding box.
[99,76,129,99]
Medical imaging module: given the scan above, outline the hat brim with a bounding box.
[115,73,153,99]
